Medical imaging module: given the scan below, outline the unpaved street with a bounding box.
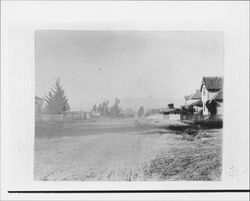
[34,118,222,181]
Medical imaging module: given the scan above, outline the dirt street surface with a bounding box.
[34,118,222,181]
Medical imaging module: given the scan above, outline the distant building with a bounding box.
[71,111,91,120]
[184,89,202,113]
[200,77,223,115]
[160,105,181,121]
[149,108,161,115]
[35,96,43,114]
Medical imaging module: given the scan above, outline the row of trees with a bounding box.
[42,79,155,118]
[91,98,122,118]
[43,79,125,118]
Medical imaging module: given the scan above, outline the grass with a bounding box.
[145,151,221,181]
[144,129,222,181]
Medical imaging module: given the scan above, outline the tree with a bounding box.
[109,98,121,117]
[137,106,144,117]
[101,100,109,117]
[92,104,97,112]
[180,106,194,115]
[98,104,102,115]
[168,103,174,109]
[43,79,70,114]
[91,104,98,116]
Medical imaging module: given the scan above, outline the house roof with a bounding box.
[201,77,223,91]
[190,90,201,100]
[188,100,203,107]
[184,90,201,101]
[210,89,223,102]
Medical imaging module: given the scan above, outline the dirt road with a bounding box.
[34,118,222,181]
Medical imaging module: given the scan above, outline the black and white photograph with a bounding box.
[35,31,224,181]
[1,1,249,201]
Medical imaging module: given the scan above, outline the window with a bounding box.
[203,86,206,96]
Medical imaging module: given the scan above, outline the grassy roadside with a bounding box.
[35,118,222,181]
[144,129,222,181]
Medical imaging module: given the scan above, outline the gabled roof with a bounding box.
[184,95,191,100]
[184,90,201,101]
[201,77,223,91]
[210,89,223,102]
[188,100,203,107]
[190,90,201,100]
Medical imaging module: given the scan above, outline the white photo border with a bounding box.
[1,1,249,200]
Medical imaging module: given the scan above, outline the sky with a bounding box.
[35,31,223,111]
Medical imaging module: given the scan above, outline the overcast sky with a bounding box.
[35,31,223,111]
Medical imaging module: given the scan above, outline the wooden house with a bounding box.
[200,77,223,115]
[184,89,202,113]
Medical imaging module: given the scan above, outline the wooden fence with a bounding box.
[35,112,90,122]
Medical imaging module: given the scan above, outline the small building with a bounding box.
[145,108,163,119]
[184,90,201,105]
[70,111,91,120]
[184,89,202,113]
[149,108,161,115]
[35,96,43,114]
[160,107,181,121]
[200,77,223,115]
